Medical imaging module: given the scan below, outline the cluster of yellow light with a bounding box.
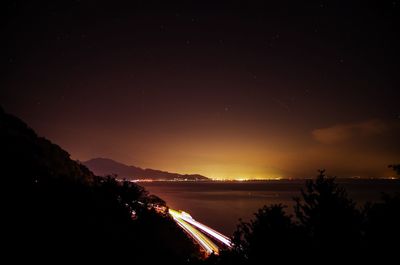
[210,177,283,181]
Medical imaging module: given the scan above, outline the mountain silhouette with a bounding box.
[1,106,199,262]
[83,157,209,181]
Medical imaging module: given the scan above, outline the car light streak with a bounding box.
[178,214,232,247]
[169,208,232,255]
[170,209,219,255]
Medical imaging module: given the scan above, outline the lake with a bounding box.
[141,179,400,236]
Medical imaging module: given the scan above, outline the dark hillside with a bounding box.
[1,107,199,262]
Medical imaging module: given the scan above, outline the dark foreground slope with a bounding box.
[0,107,199,262]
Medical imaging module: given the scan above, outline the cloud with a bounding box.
[312,119,388,144]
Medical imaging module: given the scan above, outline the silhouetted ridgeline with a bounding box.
[1,107,199,262]
[2,106,400,264]
[83,157,209,181]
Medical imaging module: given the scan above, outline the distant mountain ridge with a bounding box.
[83,158,209,181]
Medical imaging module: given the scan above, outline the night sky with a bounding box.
[2,1,400,179]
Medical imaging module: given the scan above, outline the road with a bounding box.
[169,209,232,255]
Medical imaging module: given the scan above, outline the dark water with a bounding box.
[141,180,400,236]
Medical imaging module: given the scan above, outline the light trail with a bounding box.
[170,209,219,255]
[177,212,232,248]
[169,209,232,255]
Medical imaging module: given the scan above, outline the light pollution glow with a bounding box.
[3,2,399,181]
[62,118,400,180]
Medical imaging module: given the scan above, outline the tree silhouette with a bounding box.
[229,204,304,263]
[213,170,372,264]
[364,193,400,251]
[294,170,362,251]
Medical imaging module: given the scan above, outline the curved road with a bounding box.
[169,209,232,255]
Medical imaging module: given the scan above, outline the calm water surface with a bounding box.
[141,180,400,235]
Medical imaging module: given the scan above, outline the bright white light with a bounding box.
[179,215,232,247]
[169,209,232,248]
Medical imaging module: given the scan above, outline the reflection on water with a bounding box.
[141,180,400,235]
